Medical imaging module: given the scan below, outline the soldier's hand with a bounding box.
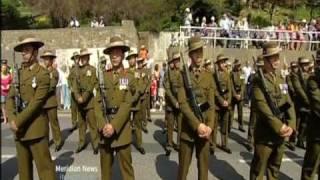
[222,101,228,107]
[175,102,180,109]
[281,126,293,137]
[204,126,212,139]
[104,123,115,138]
[236,94,241,100]
[10,121,18,132]
[197,123,207,137]
[77,96,84,104]
[279,124,291,137]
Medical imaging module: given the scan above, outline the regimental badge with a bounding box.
[119,78,129,90]
[32,77,37,88]
[134,72,140,79]
[86,70,92,77]
[279,83,288,94]
[142,73,145,78]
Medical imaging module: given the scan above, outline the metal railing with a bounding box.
[179,26,320,51]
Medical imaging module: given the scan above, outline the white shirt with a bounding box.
[242,66,252,83]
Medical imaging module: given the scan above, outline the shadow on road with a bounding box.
[1,157,18,180]
[154,119,165,130]
[285,150,303,166]
[155,154,178,180]
[55,151,74,179]
[209,155,245,180]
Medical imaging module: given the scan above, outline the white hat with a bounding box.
[185,8,190,12]
[211,16,215,21]
[302,19,307,23]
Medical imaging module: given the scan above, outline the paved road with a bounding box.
[1,108,306,180]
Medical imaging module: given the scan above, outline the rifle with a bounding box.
[180,50,204,122]
[12,51,24,113]
[257,68,290,123]
[97,50,110,123]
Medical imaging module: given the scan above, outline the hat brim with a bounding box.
[103,43,130,55]
[14,41,44,52]
[189,43,204,53]
[126,53,138,60]
[262,48,281,57]
[40,54,57,59]
[215,58,228,64]
[79,53,92,57]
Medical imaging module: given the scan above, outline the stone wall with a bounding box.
[1,20,139,62]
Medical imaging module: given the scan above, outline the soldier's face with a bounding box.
[189,48,203,67]
[173,59,180,69]
[292,67,298,73]
[301,64,310,72]
[218,61,227,71]
[80,55,90,66]
[43,57,53,67]
[267,54,280,70]
[169,62,175,69]
[75,58,80,65]
[110,48,124,68]
[128,57,136,67]
[21,45,37,63]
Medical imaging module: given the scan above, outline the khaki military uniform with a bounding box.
[213,70,232,150]
[127,67,145,149]
[247,73,258,148]
[230,70,245,131]
[250,72,296,180]
[43,67,62,147]
[72,64,99,150]
[163,68,182,148]
[301,70,320,180]
[6,63,56,180]
[177,68,215,180]
[292,70,311,147]
[95,68,135,180]
[138,68,151,131]
[68,65,79,129]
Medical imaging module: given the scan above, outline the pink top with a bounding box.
[150,79,158,97]
[1,74,12,97]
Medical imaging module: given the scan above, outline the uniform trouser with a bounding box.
[297,111,309,144]
[78,108,99,149]
[100,144,135,180]
[133,110,143,148]
[165,109,182,146]
[230,98,243,132]
[212,109,230,148]
[70,94,78,127]
[46,107,62,146]
[16,137,56,180]
[301,142,320,180]
[250,143,284,180]
[247,108,256,144]
[289,103,300,144]
[178,139,210,180]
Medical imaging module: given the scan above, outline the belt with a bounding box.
[106,107,119,115]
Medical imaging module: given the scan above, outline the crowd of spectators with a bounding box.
[181,8,320,51]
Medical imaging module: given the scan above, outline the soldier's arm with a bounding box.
[177,73,200,132]
[130,77,141,104]
[5,86,17,122]
[213,72,225,105]
[227,74,232,104]
[48,69,59,94]
[206,75,216,129]
[111,77,133,134]
[67,69,74,92]
[94,91,106,130]
[307,76,320,114]
[292,74,310,106]
[163,71,178,106]
[252,77,284,135]
[230,73,237,98]
[82,68,97,103]
[15,70,50,128]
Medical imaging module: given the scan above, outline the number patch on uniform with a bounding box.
[32,77,37,88]
[86,70,92,76]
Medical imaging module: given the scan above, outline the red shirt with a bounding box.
[1,74,12,97]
